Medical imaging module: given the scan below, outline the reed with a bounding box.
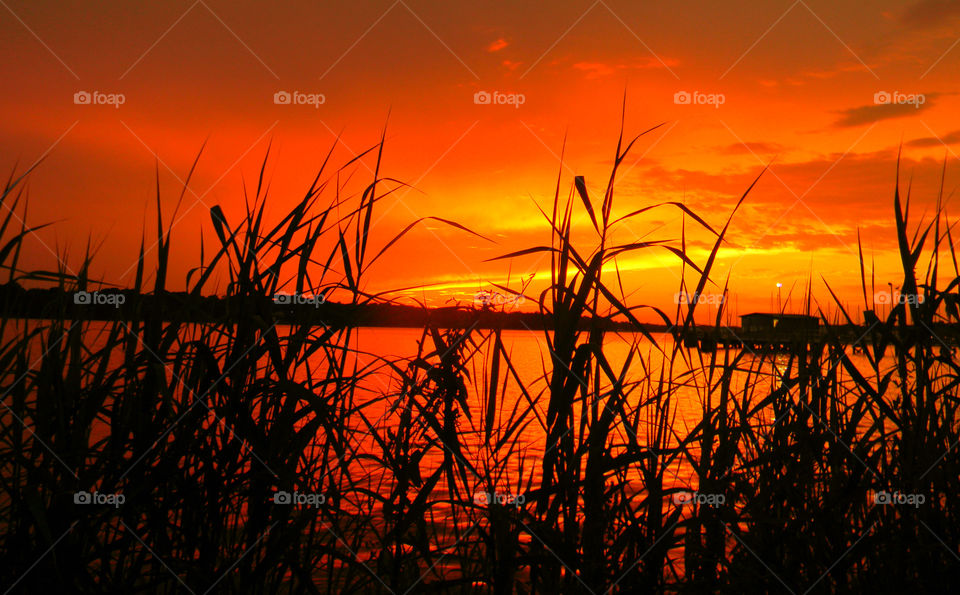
[1,125,959,593]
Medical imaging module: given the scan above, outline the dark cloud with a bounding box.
[899,0,960,29]
[906,130,960,147]
[834,93,939,127]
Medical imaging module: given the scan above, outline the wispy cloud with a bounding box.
[487,38,509,52]
[572,57,679,78]
[719,141,784,156]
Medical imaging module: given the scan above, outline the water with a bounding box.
[3,320,883,494]
[345,327,790,496]
[2,318,897,581]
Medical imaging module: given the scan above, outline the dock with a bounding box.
[682,312,960,353]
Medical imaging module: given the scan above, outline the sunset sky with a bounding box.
[2,0,960,321]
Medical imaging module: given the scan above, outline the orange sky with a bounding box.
[2,0,960,321]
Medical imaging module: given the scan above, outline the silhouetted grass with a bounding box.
[1,125,960,594]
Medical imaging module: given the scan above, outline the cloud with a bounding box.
[748,228,860,253]
[899,0,960,29]
[487,38,509,52]
[572,57,679,79]
[719,142,784,156]
[834,93,939,127]
[799,62,880,80]
[906,130,960,147]
[615,149,955,255]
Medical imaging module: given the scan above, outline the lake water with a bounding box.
[345,327,803,498]
[3,319,883,515]
[2,318,894,578]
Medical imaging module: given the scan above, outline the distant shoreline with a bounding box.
[8,285,957,348]
[0,283,674,332]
